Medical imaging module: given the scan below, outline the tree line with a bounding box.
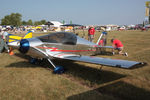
[1,13,47,26]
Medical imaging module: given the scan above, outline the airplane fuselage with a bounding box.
[18,32,98,59]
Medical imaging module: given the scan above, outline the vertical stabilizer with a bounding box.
[23,31,32,39]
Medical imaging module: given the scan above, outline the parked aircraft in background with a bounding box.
[8,31,32,42]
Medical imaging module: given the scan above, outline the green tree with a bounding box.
[1,13,22,26]
[62,20,65,24]
[1,15,11,25]
[34,21,41,26]
[34,20,46,26]
[70,20,72,24]
[40,20,46,24]
[27,19,33,25]
[22,21,27,25]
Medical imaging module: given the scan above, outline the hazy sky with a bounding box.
[0,0,148,25]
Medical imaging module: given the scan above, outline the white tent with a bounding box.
[50,21,63,27]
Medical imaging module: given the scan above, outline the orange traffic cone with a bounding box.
[9,47,14,55]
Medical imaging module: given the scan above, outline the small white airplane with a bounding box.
[8,31,146,74]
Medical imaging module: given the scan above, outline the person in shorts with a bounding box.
[111,39,128,56]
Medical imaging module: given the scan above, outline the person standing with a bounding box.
[88,26,95,42]
[2,30,9,43]
[0,30,9,53]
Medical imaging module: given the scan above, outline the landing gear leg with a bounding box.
[99,65,103,71]
[98,65,103,77]
[47,59,64,74]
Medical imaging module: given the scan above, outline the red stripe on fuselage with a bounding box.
[36,46,58,49]
[50,49,96,52]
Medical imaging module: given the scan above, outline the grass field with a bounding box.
[0,30,150,100]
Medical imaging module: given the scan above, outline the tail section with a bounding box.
[23,31,32,39]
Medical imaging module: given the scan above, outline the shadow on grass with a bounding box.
[67,81,150,100]
[6,53,126,86]
[96,51,114,56]
[53,59,126,86]
[14,53,31,60]
[5,61,36,68]
[5,53,50,68]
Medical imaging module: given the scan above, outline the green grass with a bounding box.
[0,30,150,100]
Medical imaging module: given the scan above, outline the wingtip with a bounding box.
[129,62,147,69]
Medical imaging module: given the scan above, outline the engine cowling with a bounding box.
[19,39,30,54]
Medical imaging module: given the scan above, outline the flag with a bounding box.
[145,8,150,16]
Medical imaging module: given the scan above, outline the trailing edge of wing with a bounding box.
[57,55,145,69]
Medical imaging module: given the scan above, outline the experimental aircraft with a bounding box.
[8,31,145,73]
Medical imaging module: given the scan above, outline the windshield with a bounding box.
[38,32,77,45]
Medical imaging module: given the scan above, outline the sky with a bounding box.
[0,0,148,25]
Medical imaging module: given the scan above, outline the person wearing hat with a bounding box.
[111,38,128,56]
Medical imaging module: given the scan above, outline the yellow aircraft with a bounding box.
[8,31,32,42]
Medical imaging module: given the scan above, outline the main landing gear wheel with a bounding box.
[53,66,64,74]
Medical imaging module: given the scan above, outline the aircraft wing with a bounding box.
[42,48,144,69]
[54,54,144,69]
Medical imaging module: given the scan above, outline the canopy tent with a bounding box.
[61,24,85,37]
